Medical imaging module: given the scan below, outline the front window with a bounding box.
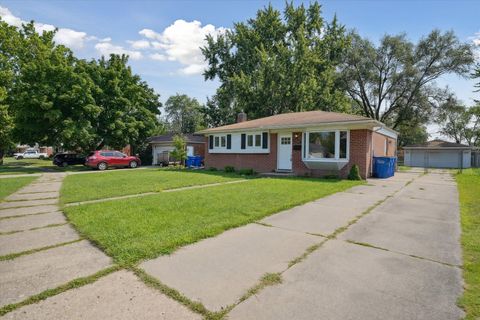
[247,133,262,148]
[304,130,349,161]
[213,135,227,149]
[308,132,335,159]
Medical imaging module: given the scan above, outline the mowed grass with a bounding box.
[456,168,480,319]
[64,177,361,266]
[0,157,89,175]
[61,169,245,203]
[0,176,37,201]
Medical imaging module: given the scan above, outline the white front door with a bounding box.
[277,133,292,171]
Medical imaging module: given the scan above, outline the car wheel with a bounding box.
[17,156,23,160]
[61,161,68,167]
[97,162,108,171]
[129,161,138,168]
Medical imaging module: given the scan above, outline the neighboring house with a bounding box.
[403,139,472,169]
[148,133,205,166]
[15,144,53,156]
[197,111,397,179]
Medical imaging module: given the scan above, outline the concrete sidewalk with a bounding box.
[0,173,207,319]
[229,172,463,319]
[139,171,422,313]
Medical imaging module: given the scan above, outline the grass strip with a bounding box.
[132,267,217,319]
[0,265,121,316]
[0,176,37,201]
[61,169,246,204]
[0,239,82,261]
[0,223,68,236]
[455,169,480,319]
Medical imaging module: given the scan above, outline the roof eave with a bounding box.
[196,119,381,135]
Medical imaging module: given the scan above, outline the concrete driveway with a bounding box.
[228,172,463,319]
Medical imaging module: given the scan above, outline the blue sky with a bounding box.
[1,0,479,135]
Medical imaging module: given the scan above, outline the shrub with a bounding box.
[224,165,235,173]
[208,167,217,171]
[348,164,362,180]
[170,135,187,166]
[238,168,256,176]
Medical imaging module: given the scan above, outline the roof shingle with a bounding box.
[404,139,471,149]
[197,111,375,134]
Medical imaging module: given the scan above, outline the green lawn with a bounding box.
[64,177,361,266]
[61,169,245,203]
[456,168,480,319]
[0,176,37,201]
[0,157,89,175]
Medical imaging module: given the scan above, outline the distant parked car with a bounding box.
[14,150,48,160]
[85,150,141,170]
[53,153,86,167]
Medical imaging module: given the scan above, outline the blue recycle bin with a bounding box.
[373,157,396,178]
[186,156,195,167]
[193,156,203,167]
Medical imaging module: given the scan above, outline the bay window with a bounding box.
[304,130,349,161]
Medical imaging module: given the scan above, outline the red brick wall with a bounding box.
[190,143,205,157]
[204,133,278,172]
[205,130,374,179]
[339,129,372,179]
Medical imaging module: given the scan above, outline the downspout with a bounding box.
[370,127,384,177]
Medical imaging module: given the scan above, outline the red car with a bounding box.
[85,150,141,170]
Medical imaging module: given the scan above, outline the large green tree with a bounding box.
[0,20,22,159]
[11,23,101,151]
[340,30,474,130]
[436,96,480,146]
[2,21,161,153]
[202,2,350,126]
[164,94,204,133]
[86,55,161,150]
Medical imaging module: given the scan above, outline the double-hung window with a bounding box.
[246,133,262,148]
[304,130,349,161]
[214,135,227,148]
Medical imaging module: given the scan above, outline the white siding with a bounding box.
[208,132,270,154]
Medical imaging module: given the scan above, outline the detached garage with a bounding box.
[403,139,472,169]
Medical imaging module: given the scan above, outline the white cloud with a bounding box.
[0,5,91,49]
[128,39,150,49]
[55,28,89,49]
[0,6,22,27]
[472,31,480,46]
[139,28,160,40]
[180,64,206,75]
[95,40,143,60]
[149,53,167,61]
[137,20,227,74]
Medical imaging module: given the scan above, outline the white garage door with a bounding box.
[409,150,461,168]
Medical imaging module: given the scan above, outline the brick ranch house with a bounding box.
[197,111,397,179]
